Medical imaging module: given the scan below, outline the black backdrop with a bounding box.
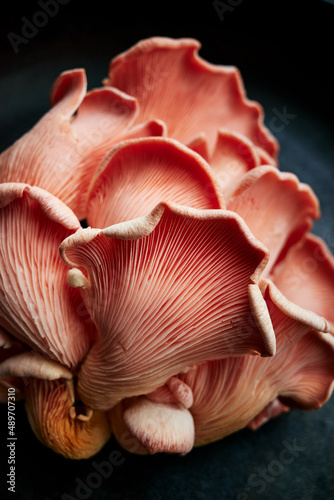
[1,1,334,499]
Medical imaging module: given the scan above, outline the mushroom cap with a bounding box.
[0,69,164,219]
[0,183,94,368]
[86,136,225,229]
[227,166,320,274]
[180,287,334,446]
[25,378,111,459]
[104,37,279,162]
[60,201,273,410]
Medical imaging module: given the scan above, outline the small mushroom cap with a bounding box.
[0,332,27,402]
[247,399,290,430]
[147,376,194,409]
[0,351,72,380]
[201,129,264,199]
[111,396,195,455]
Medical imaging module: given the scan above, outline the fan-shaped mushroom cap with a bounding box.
[179,289,334,446]
[0,70,164,219]
[227,166,320,274]
[0,183,94,367]
[206,130,262,195]
[104,37,279,163]
[270,234,334,333]
[60,201,273,410]
[86,136,225,228]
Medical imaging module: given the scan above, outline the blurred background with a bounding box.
[0,1,333,499]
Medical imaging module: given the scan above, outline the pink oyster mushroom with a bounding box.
[0,68,165,220]
[0,37,278,222]
[0,36,333,459]
[0,184,111,458]
[97,144,334,455]
[103,37,279,166]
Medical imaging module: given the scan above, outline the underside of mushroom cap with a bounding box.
[24,378,111,459]
[270,233,334,333]
[205,129,263,197]
[60,201,273,410]
[0,183,94,368]
[180,289,334,446]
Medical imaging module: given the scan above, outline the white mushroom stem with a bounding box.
[0,351,72,380]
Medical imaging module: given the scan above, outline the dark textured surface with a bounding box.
[1,1,334,499]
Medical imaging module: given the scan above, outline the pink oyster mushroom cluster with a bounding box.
[1,37,334,459]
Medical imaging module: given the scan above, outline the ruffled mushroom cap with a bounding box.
[0,183,111,457]
[269,233,334,333]
[177,288,334,446]
[104,37,279,163]
[60,201,273,410]
[199,130,263,195]
[0,70,164,220]
[0,183,94,368]
[86,136,225,228]
[24,378,111,459]
[227,166,320,274]
[1,36,333,461]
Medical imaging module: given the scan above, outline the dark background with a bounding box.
[1,1,334,499]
